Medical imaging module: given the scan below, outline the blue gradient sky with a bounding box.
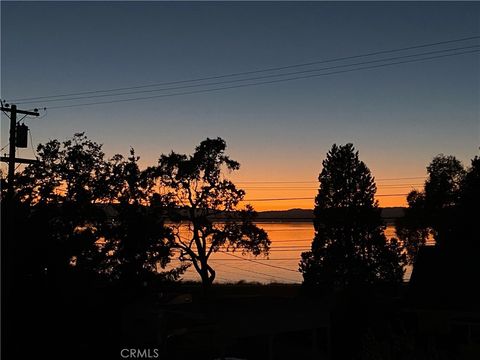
[2,2,479,208]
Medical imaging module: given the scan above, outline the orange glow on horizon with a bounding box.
[238,185,418,211]
[131,139,428,211]
[136,154,425,211]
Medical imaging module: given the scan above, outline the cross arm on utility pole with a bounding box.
[0,157,39,165]
[1,107,39,116]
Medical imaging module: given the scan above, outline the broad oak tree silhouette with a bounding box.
[152,137,270,289]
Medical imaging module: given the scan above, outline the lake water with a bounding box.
[170,222,413,284]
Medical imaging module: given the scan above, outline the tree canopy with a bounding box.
[300,143,405,289]
[395,154,467,263]
[152,137,270,288]
[7,133,182,288]
[3,134,268,289]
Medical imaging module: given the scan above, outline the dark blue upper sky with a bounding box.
[1,2,479,207]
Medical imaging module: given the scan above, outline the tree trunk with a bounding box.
[200,262,214,293]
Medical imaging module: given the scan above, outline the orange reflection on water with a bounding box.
[169,223,410,284]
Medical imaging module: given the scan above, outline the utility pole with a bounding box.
[1,103,39,359]
[1,104,40,198]
[7,105,18,200]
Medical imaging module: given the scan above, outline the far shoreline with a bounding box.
[255,207,405,223]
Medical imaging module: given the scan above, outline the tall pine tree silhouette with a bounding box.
[300,144,404,289]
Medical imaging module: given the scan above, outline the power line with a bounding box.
[224,245,311,250]
[265,229,314,232]
[171,244,311,251]
[235,177,426,183]
[208,264,274,281]
[0,103,11,119]
[9,35,480,103]
[42,48,480,110]
[270,245,312,248]
[242,197,312,201]
[242,194,408,201]
[374,176,426,181]
[242,184,424,189]
[182,250,305,281]
[268,248,310,252]
[254,218,401,221]
[28,129,37,159]
[271,238,313,241]
[13,44,480,105]
[211,258,300,262]
[245,183,424,187]
[178,275,231,282]
[217,251,299,273]
[172,253,312,260]
[216,262,297,282]
[0,143,9,152]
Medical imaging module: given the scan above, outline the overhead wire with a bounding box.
[9,34,480,103]
[0,103,11,119]
[31,48,480,110]
[171,242,301,281]
[242,194,408,201]
[12,44,480,105]
[242,184,424,189]
[269,239,313,242]
[28,129,38,159]
[235,177,426,183]
[211,258,300,262]
[268,248,310,252]
[215,262,298,282]
[217,250,299,273]
[169,256,296,282]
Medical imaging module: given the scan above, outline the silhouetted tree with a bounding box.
[13,133,109,283]
[152,137,270,288]
[396,154,466,262]
[448,156,480,252]
[16,133,110,204]
[424,155,466,248]
[424,154,465,210]
[3,134,189,360]
[300,144,405,289]
[11,133,180,286]
[395,190,430,264]
[441,156,480,292]
[400,155,479,307]
[100,149,187,285]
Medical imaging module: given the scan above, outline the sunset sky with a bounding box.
[2,2,479,210]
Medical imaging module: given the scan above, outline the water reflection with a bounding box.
[167,222,415,284]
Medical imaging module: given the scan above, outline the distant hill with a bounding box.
[256,208,313,222]
[100,205,405,223]
[256,207,405,222]
[380,207,405,219]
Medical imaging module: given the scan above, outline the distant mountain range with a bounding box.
[256,207,405,222]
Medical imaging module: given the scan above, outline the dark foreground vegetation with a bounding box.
[8,278,480,360]
[2,133,479,359]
